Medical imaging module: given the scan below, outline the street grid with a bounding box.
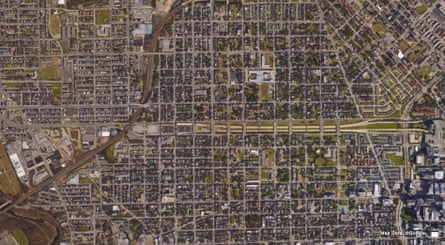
[0,0,444,244]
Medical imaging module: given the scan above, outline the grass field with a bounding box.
[262,38,273,51]
[264,55,273,67]
[345,122,400,130]
[40,66,60,80]
[104,143,118,163]
[53,83,62,99]
[266,149,275,162]
[80,226,91,232]
[5,82,19,89]
[259,84,271,101]
[385,153,404,166]
[419,65,432,78]
[79,176,92,185]
[231,5,238,20]
[372,21,387,36]
[415,5,428,15]
[390,110,402,118]
[95,9,111,25]
[13,229,28,245]
[261,168,270,179]
[0,145,21,196]
[237,150,244,162]
[49,14,61,37]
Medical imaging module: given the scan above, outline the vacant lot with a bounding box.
[386,153,404,166]
[259,83,271,101]
[95,9,111,25]
[372,21,387,37]
[40,65,60,81]
[0,144,21,196]
[419,65,432,78]
[49,13,61,37]
[53,83,62,98]
[415,5,428,15]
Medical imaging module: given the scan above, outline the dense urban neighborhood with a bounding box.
[0,0,445,244]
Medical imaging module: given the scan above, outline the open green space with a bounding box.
[5,82,19,89]
[95,9,111,25]
[231,5,238,20]
[399,40,409,52]
[419,65,432,78]
[344,122,400,130]
[265,149,275,162]
[13,229,29,245]
[104,143,118,163]
[230,185,242,200]
[261,168,270,179]
[390,110,402,118]
[0,145,22,196]
[259,83,271,101]
[237,150,244,162]
[262,38,273,51]
[79,176,92,184]
[264,55,274,67]
[53,83,62,99]
[415,5,428,15]
[80,226,91,232]
[49,14,61,37]
[40,66,60,80]
[385,153,404,166]
[372,21,387,36]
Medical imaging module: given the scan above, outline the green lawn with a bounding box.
[259,83,271,101]
[79,176,92,185]
[40,66,60,80]
[415,5,428,15]
[345,122,400,130]
[0,145,22,196]
[80,226,91,232]
[230,185,241,200]
[53,83,62,98]
[265,149,275,162]
[315,157,325,166]
[13,229,29,245]
[262,38,273,51]
[104,143,118,163]
[49,14,61,37]
[264,55,274,67]
[366,123,400,129]
[372,21,387,36]
[419,65,432,78]
[95,9,111,25]
[261,168,270,179]
[5,82,19,88]
[390,110,402,118]
[385,153,404,166]
[237,150,244,162]
[399,40,409,51]
[231,5,238,20]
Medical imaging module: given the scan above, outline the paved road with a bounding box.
[0,0,191,214]
[0,0,234,214]
[0,114,136,213]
